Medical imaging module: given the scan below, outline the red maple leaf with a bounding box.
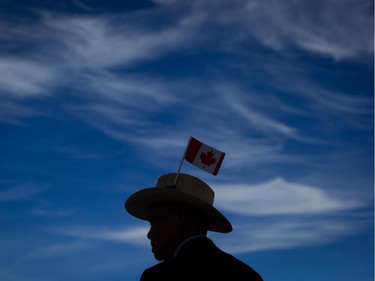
[200,150,217,167]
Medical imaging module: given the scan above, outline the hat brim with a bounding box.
[125,187,232,233]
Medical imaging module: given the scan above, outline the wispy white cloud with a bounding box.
[213,215,367,253]
[191,0,373,60]
[0,58,56,97]
[0,7,195,121]
[214,83,296,137]
[0,1,371,177]
[50,225,149,246]
[76,71,179,111]
[24,241,91,259]
[46,176,368,255]
[268,76,373,131]
[214,177,364,215]
[270,75,373,116]
[52,145,110,160]
[0,184,46,201]
[41,11,195,69]
[152,0,180,5]
[63,72,370,172]
[49,211,369,255]
[0,100,46,124]
[32,207,75,217]
[0,0,371,127]
[72,0,96,12]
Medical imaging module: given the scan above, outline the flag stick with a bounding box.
[173,136,192,185]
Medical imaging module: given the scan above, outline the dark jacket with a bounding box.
[140,236,263,281]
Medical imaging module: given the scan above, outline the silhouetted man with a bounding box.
[125,173,263,281]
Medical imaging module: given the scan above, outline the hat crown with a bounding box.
[156,173,214,206]
[125,172,232,233]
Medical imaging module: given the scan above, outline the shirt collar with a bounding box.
[173,234,206,258]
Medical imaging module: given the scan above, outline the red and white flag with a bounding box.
[184,137,225,176]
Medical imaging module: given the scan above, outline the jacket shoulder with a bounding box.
[140,262,171,281]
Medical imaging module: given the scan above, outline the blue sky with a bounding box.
[0,0,373,280]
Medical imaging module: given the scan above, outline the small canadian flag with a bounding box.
[184,137,225,176]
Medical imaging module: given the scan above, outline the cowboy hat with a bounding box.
[124,173,232,233]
